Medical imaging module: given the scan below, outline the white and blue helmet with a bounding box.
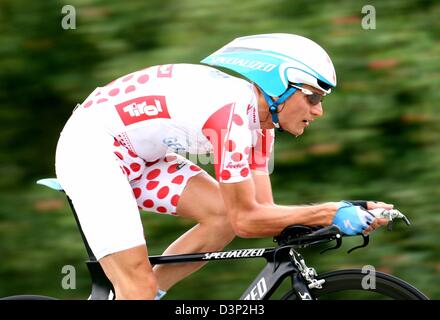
[201,33,337,129]
[201,33,336,96]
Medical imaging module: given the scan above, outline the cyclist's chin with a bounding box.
[286,126,304,137]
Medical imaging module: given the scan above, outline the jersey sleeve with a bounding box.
[202,102,253,183]
[249,128,275,173]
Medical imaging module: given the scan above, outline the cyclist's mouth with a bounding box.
[303,120,310,126]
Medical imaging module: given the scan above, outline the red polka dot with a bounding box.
[170,195,180,207]
[147,169,161,180]
[190,165,201,172]
[226,140,236,152]
[123,166,130,175]
[164,155,177,162]
[97,98,108,104]
[137,74,149,84]
[113,139,121,147]
[143,199,154,208]
[171,175,184,185]
[232,114,244,126]
[167,163,179,174]
[114,152,123,160]
[157,186,169,199]
[231,152,243,162]
[130,163,141,172]
[146,181,159,190]
[240,168,249,177]
[157,206,167,213]
[221,170,231,181]
[95,91,101,96]
[133,188,142,199]
[120,167,125,174]
[146,159,160,167]
[83,100,93,108]
[147,169,160,180]
[109,88,120,96]
[133,174,143,181]
[122,74,133,82]
[244,146,251,155]
[128,150,138,158]
[125,85,136,93]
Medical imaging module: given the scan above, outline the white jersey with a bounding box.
[78,63,274,183]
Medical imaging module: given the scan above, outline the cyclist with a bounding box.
[55,33,390,300]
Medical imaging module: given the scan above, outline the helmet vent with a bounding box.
[317,79,333,91]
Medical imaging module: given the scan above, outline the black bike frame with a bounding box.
[86,246,310,300]
[151,246,311,300]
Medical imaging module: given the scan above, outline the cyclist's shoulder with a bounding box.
[106,63,254,98]
[171,63,250,85]
[171,63,256,103]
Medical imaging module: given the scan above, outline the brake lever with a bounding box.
[347,234,370,254]
[369,208,411,231]
[320,209,410,254]
[320,234,342,254]
[346,208,410,252]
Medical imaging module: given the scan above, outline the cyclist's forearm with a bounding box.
[234,202,338,238]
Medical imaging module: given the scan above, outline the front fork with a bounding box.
[239,248,325,300]
[289,248,325,300]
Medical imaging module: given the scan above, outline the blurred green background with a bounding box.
[0,0,439,299]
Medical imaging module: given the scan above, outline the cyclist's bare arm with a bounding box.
[251,170,274,205]
[220,178,338,238]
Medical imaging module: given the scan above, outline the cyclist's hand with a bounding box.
[332,201,375,236]
[363,201,393,235]
[366,201,393,210]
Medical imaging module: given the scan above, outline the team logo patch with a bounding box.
[115,96,170,126]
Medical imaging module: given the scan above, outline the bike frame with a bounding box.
[157,247,305,300]
[86,246,311,300]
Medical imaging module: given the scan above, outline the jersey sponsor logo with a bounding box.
[246,104,257,124]
[226,161,246,169]
[211,56,277,72]
[202,249,265,260]
[157,64,174,78]
[252,107,257,124]
[115,96,170,126]
[344,219,356,231]
[163,137,186,152]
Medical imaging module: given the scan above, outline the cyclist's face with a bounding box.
[278,84,325,136]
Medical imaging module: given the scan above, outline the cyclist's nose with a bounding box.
[310,103,323,117]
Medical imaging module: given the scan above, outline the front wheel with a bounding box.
[281,269,429,300]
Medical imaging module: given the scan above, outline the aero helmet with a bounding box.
[201,33,336,129]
